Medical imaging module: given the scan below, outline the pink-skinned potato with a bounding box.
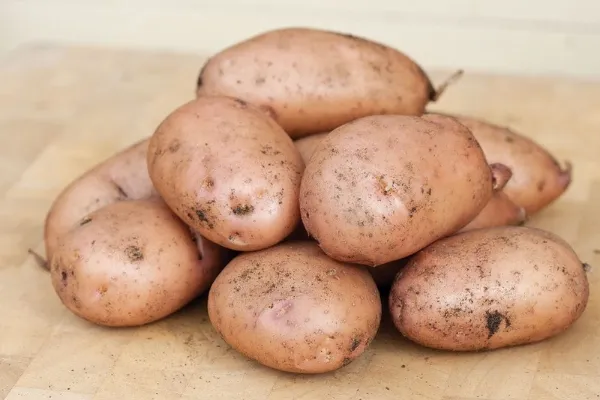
[44,138,157,264]
[453,115,572,215]
[50,199,227,327]
[147,95,305,252]
[389,226,590,351]
[299,114,504,266]
[207,241,381,373]
[196,27,437,138]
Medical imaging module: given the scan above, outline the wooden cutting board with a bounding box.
[0,43,599,400]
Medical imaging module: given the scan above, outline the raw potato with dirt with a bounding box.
[50,199,227,327]
[299,113,503,266]
[389,226,590,351]
[44,138,157,264]
[147,95,305,252]
[207,241,382,373]
[453,115,572,214]
[196,27,440,138]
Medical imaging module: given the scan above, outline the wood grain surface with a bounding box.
[0,43,599,400]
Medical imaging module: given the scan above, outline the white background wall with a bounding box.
[1,0,600,79]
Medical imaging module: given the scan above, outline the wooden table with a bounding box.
[1,43,599,400]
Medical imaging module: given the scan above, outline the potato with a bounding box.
[389,226,590,351]
[44,138,157,264]
[299,114,502,266]
[207,241,382,373]
[459,191,526,232]
[50,199,226,327]
[294,132,329,163]
[453,115,572,214]
[147,95,305,251]
[196,27,436,138]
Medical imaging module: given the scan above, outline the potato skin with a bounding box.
[453,115,572,214]
[299,114,494,266]
[44,138,157,264]
[294,132,329,164]
[50,199,226,327]
[196,27,434,138]
[147,95,304,251]
[459,191,526,232]
[207,241,382,373]
[389,226,589,351]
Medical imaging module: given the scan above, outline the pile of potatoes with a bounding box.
[42,27,589,374]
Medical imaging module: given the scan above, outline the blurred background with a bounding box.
[1,0,599,79]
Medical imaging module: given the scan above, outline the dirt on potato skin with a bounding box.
[207,241,382,373]
[147,96,305,253]
[44,139,158,266]
[50,199,227,328]
[389,226,590,351]
[195,27,434,138]
[299,114,493,267]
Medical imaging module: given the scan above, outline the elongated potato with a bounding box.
[453,115,572,214]
[459,191,526,232]
[44,139,157,264]
[147,95,304,251]
[196,27,436,138]
[300,114,499,266]
[208,241,382,373]
[389,226,589,351]
[50,199,226,327]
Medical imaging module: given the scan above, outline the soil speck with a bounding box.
[125,245,144,262]
[232,204,254,215]
[486,310,508,338]
[80,217,92,226]
[350,337,361,352]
